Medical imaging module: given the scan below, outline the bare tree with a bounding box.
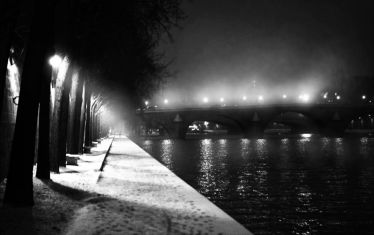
[4,0,56,206]
[3,0,184,206]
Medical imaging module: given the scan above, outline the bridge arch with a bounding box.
[141,118,171,136]
[185,119,242,136]
[138,104,374,138]
[264,111,321,134]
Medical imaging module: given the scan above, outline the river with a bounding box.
[135,135,374,234]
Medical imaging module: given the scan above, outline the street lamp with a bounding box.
[362,95,366,100]
[258,95,264,102]
[164,99,168,104]
[242,96,247,101]
[282,94,287,99]
[299,94,310,103]
[203,97,209,103]
[49,55,62,69]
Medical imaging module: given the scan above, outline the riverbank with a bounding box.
[1,137,251,234]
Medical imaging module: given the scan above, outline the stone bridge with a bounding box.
[137,104,374,138]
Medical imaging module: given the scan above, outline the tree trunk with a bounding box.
[84,84,91,151]
[67,73,83,154]
[91,110,95,142]
[36,62,52,179]
[0,0,20,118]
[57,66,73,167]
[50,59,67,171]
[92,112,98,142]
[4,0,56,206]
[73,76,84,153]
[55,0,80,168]
[78,80,86,154]
[97,114,101,139]
[66,72,77,153]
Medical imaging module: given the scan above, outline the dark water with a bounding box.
[136,136,374,234]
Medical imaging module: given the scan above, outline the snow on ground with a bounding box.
[0,139,111,235]
[61,137,251,234]
[1,137,251,234]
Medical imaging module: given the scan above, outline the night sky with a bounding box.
[157,0,373,103]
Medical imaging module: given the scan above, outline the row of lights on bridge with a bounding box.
[146,94,307,106]
[145,92,371,107]
[322,92,369,101]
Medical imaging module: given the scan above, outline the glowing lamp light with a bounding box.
[164,99,168,104]
[362,95,366,100]
[49,55,62,69]
[203,97,209,103]
[282,94,287,99]
[242,96,247,101]
[145,100,149,106]
[258,95,264,101]
[220,97,224,103]
[7,59,18,74]
[301,133,312,138]
[299,94,310,103]
[336,95,340,100]
[323,93,328,99]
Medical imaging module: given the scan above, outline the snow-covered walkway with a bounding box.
[64,136,251,234]
[1,137,251,234]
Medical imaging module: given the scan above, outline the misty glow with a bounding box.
[49,55,62,69]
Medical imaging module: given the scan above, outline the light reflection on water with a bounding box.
[160,139,173,168]
[199,139,213,192]
[138,137,374,234]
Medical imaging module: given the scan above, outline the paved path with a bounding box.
[65,137,251,235]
